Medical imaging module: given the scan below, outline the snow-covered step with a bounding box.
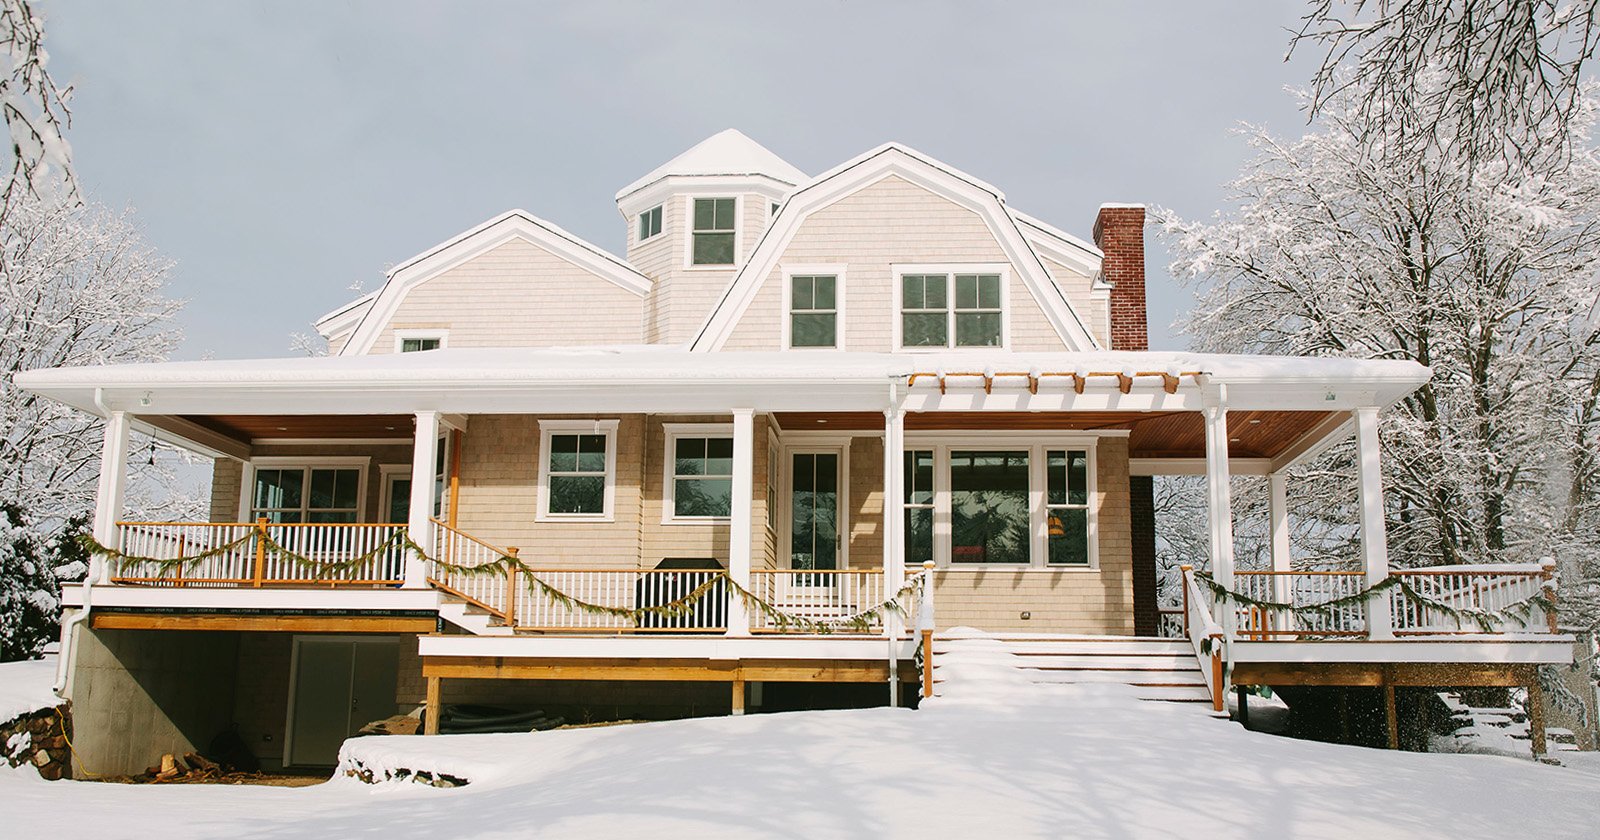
[928,631,1216,709]
[937,639,1191,656]
[436,597,515,636]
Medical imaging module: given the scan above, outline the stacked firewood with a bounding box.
[133,751,233,783]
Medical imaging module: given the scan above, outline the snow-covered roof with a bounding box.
[17,346,1430,418]
[615,129,808,201]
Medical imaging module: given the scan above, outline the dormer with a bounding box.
[616,129,807,343]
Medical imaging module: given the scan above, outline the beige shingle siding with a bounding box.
[453,414,645,567]
[209,459,243,521]
[1042,254,1109,348]
[930,437,1134,634]
[365,239,646,354]
[628,200,680,344]
[631,193,773,346]
[719,176,1081,352]
[847,436,885,567]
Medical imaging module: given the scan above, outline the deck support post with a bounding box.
[425,675,442,735]
[731,676,746,716]
[1354,407,1393,639]
[1527,671,1548,759]
[883,403,905,706]
[1202,394,1236,633]
[1384,682,1399,750]
[91,410,132,583]
[406,411,440,589]
[726,408,754,637]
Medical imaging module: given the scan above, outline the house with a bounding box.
[16,130,1575,773]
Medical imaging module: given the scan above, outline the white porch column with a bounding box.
[1202,400,1236,633]
[1354,407,1394,639]
[1268,472,1291,604]
[882,405,906,706]
[91,411,132,583]
[406,410,440,589]
[882,407,906,594]
[727,408,755,636]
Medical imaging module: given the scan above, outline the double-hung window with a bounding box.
[251,465,363,523]
[538,420,618,520]
[638,205,662,242]
[898,269,1005,348]
[903,450,935,566]
[667,429,734,519]
[788,273,839,348]
[1045,449,1091,565]
[691,197,737,265]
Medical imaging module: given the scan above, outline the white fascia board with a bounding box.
[60,584,442,612]
[342,211,651,355]
[1228,637,1576,665]
[1130,458,1273,476]
[313,290,378,340]
[1012,210,1103,278]
[616,174,795,219]
[419,633,920,661]
[689,144,1102,353]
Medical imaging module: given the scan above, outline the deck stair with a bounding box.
[931,632,1214,704]
[436,593,516,636]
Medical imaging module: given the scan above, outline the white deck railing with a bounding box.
[112,521,407,587]
[1390,564,1555,634]
[1179,565,1227,712]
[749,569,892,634]
[1233,571,1368,638]
[515,568,729,633]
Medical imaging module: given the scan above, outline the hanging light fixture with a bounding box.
[146,439,158,466]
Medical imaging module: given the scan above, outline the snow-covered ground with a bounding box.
[2,642,1598,838]
[0,656,60,723]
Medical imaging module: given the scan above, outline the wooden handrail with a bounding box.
[1235,570,1365,576]
[116,521,407,528]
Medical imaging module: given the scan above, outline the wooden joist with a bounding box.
[90,613,436,634]
[1230,661,1537,689]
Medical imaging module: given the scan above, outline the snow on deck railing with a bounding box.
[1180,565,1226,712]
[1389,563,1556,635]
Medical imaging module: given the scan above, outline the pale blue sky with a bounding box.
[43,0,1315,358]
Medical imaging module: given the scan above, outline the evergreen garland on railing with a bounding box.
[418,529,926,635]
[79,528,412,580]
[1192,570,1556,634]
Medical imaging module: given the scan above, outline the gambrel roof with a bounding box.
[333,210,651,356]
[688,143,1103,352]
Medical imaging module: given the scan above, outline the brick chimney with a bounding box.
[1095,204,1158,637]
[1093,204,1147,351]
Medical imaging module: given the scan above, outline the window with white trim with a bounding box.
[538,420,618,520]
[899,440,1096,567]
[691,197,736,265]
[903,450,934,566]
[400,336,442,353]
[788,274,838,348]
[899,272,1004,348]
[668,433,734,519]
[252,466,362,523]
[638,205,662,242]
[1045,449,1091,565]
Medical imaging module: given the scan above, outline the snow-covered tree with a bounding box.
[1292,1,1600,166]
[1155,77,1600,636]
[0,0,76,208]
[0,189,187,658]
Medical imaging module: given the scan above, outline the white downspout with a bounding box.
[54,389,113,696]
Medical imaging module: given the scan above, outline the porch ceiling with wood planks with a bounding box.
[772,410,1339,460]
[183,414,414,441]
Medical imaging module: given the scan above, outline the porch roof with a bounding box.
[17,346,1430,418]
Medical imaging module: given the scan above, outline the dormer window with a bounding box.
[691,197,736,265]
[896,266,1007,349]
[638,205,662,242]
